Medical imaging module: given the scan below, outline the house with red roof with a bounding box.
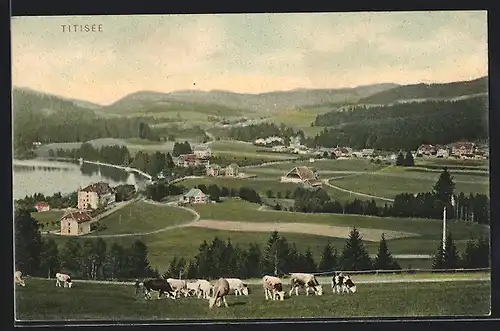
[34,202,50,212]
[59,209,93,236]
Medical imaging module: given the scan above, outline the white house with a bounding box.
[194,146,212,159]
[77,182,116,210]
[436,148,449,158]
[179,188,209,204]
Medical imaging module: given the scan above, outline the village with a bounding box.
[29,134,488,239]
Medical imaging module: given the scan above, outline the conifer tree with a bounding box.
[373,233,400,270]
[318,243,338,272]
[340,227,373,270]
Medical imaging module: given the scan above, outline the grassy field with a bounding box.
[15,278,490,320]
[329,171,489,199]
[94,201,195,235]
[47,198,488,270]
[31,211,65,231]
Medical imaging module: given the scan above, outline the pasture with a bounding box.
[94,201,196,235]
[328,170,489,200]
[15,277,490,320]
[31,211,65,231]
[47,198,489,270]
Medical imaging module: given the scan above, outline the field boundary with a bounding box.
[27,273,490,287]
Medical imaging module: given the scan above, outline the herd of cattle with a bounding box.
[14,270,357,309]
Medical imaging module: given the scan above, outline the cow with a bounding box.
[185,281,199,297]
[343,275,357,294]
[138,279,177,300]
[55,273,73,288]
[226,278,250,296]
[195,279,214,299]
[331,273,356,294]
[262,275,285,301]
[166,278,188,298]
[289,273,323,296]
[14,271,26,287]
[208,278,230,309]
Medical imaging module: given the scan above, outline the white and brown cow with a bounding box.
[262,275,285,301]
[184,281,199,297]
[166,278,188,298]
[289,273,323,296]
[195,279,214,299]
[208,278,230,309]
[55,272,73,288]
[226,278,250,296]
[14,271,26,287]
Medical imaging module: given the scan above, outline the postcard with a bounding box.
[12,11,490,322]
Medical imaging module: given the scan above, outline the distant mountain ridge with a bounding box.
[13,76,488,116]
[102,83,400,113]
[359,76,488,105]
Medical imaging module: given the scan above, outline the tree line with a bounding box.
[268,169,490,225]
[50,143,131,166]
[433,233,490,269]
[310,96,488,151]
[164,229,400,280]
[14,208,159,279]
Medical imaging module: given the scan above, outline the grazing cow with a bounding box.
[343,275,357,294]
[140,279,177,300]
[14,271,26,287]
[226,278,250,296]
[289,273,323,296]
[208,278,230,309]
[331,273,356,294]
[166,278,188,298]
[196,279,214,299]
[55,273,73,288]
[262,275,285,301]
[185,281,199,297]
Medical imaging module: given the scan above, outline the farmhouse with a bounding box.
[176,154,203,168]
[362,149,375,158]
[417,144,436,156]
[180,188,209,204]
[449,142,476,157]
[281,166,322,187]
[59,209,93,236]
[34,201,50,212]
[194,146,212,159]
[225,163,240,177]
[77,182,116,210]
[436,148,449,158]
[334,147,351,157]
[206,164,221,177]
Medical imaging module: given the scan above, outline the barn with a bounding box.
[280,166,322,187]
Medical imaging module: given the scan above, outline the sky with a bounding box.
[11,11,488,105]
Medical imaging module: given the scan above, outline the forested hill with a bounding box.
[12,88,157,151]
[103,83,399,113]
[310,95,488,151]
[358,76,488,105]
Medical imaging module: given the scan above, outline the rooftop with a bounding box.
[81,182,114,195]
[60,210,92,223]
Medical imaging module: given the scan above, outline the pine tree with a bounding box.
[432,243,446,269]
[14,209,43,276]
[396,152,405,166]
[340,227,373,271]
[443,232,460,269]
[39,238,60,279]
[460,238,477,268]
[404,151,415,166]
[302,247,317,273]
[433,168,456,206]
[318,243,338,272]
[373,233,401,270]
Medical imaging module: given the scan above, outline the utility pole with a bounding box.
[274,248,278,276]
[443,195,456,252]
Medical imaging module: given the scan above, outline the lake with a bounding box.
[13,159,150,200]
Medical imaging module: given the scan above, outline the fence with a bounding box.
[23,268,490,287]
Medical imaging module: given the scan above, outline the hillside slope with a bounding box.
[359,76,488,105]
